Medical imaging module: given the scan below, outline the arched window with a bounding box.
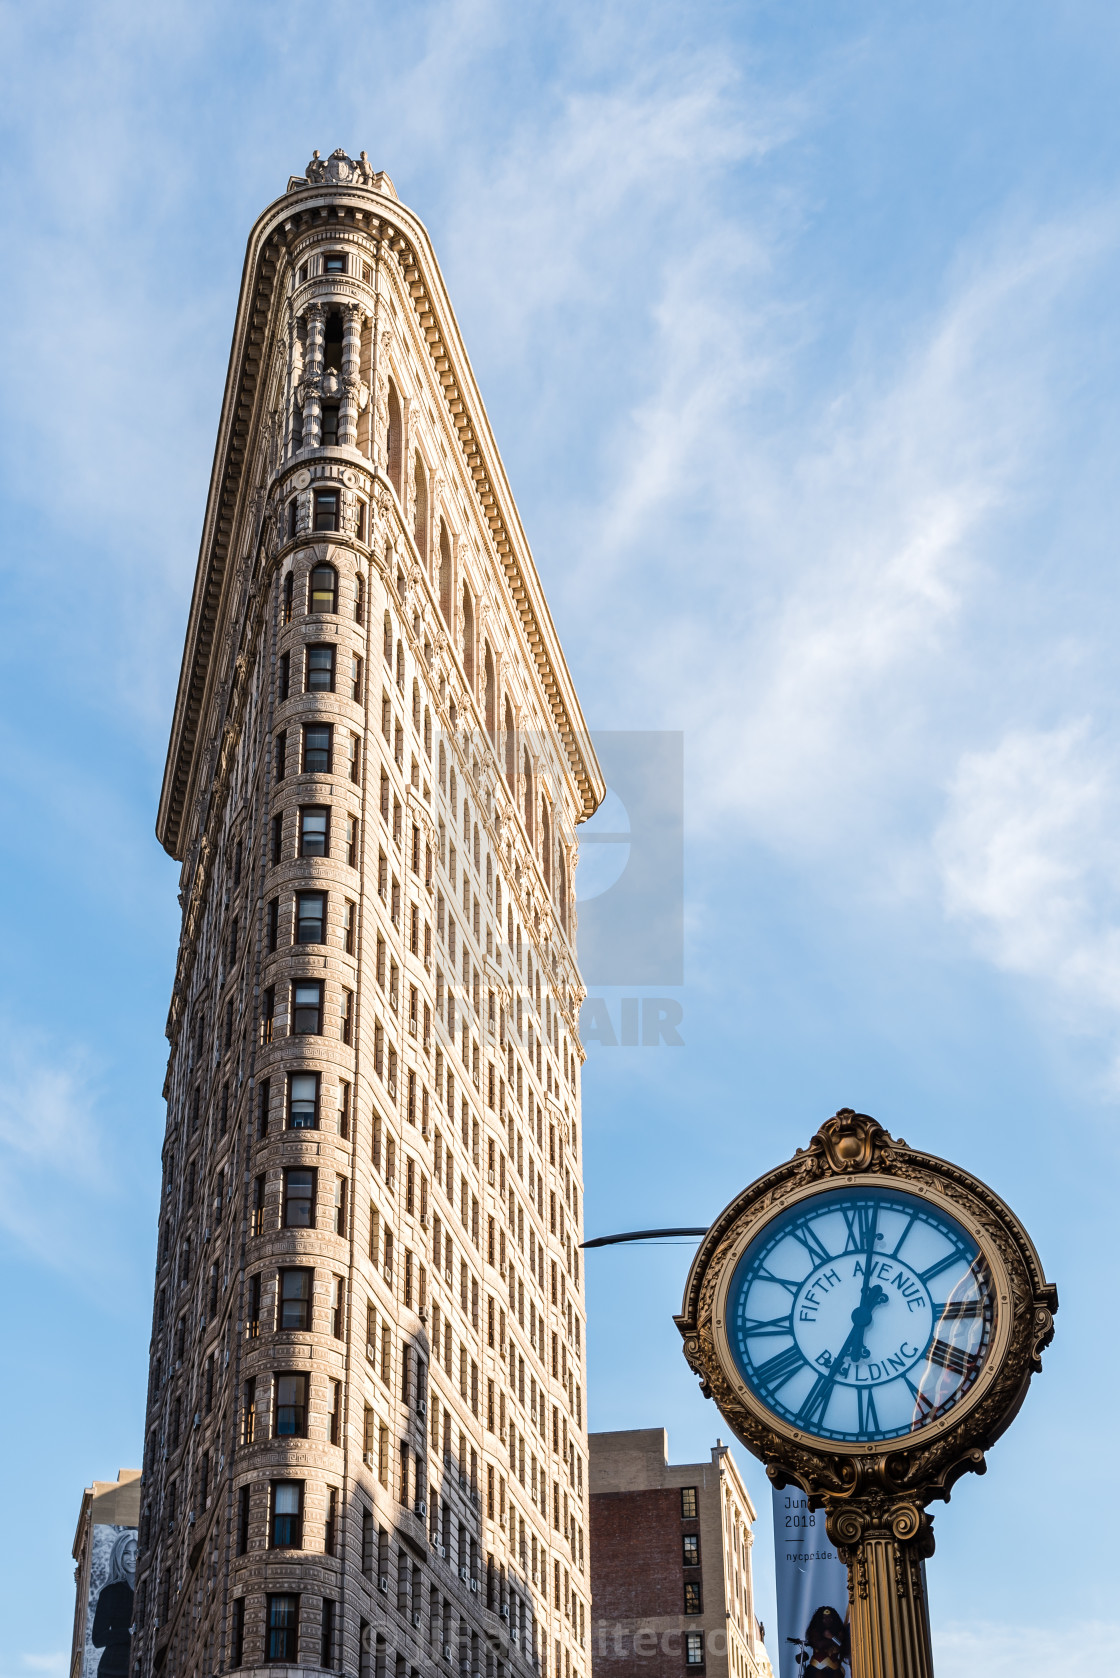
[541,804,551,890]
[386,380,402,498]
[504,700,515,795]
[486,856,493,898]
[439,743,446,790]
[413,452,429,564]
[473,824,480,870]
[439,524,453,627]
[424,708,432,760]
[463,798,471,843]
[449,769,457,816]
[523,749,533,838]
[461,586,475,686]
[283,571,294,625]
[383,612,393,666]
[484,646,496,745]
[309,565,337,613]
[412,680,421,730]
[395,641,404,692]
[354,573,365,624]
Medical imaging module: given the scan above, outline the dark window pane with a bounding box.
[310,565,337,611]
[314,493,339,533]
[296,893,326,944]
[321,405,339,447]
[289,1073,319,1130]
[306,645,335,692]
[280,1269,312,1331]
[272,1482,302,1547]
[268,1593,299,1660]
[292,981,322,1035]
[303,725,331,774]
[275,1374,308,1437]
[300,808,329,857]
[284,1169,314,1228]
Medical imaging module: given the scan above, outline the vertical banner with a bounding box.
[771,1486,851,1677]
[82,1524,137,1677]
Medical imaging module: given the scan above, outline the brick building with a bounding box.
[134,146,603,1676]
[588,1432,770,1678]
[70,1468,142,1678]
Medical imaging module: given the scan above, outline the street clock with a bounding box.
[677,1110,1056,1678]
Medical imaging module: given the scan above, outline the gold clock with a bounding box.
[677,1110,1056,1678]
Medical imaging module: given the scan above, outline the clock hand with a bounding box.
[858,1201,881,1307]
[797,1284,892,1427]
[846,1202,883,1356]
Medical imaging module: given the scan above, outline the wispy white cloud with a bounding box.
[443,55,787,355]
[601,209,1118,852]
[936,721,1120,1044]
[0,1025,117,1274]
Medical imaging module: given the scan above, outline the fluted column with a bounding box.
[829,1500,935,1678]
[305,304,325,377]
[302,304,325,448]
[339,307,362,447]
[288,314,305,456]
[342,305,362,378]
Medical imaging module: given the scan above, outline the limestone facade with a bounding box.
[137,149,603,1678]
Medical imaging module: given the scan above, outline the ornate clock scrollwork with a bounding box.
[677,1109,1057,1678]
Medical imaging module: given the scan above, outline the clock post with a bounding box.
[676,1110,1057,1678]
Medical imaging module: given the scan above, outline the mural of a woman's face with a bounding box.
[121,1538,138,1587]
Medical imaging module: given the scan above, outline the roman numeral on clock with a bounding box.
[890,1212,919,1258]
[792,1222,832,1266]
[756,1267,801,1296]
[936,1299,983,1321]
[842,1206,880,1253]
[754,1344,805,1392]
[795,1370,835,1430]
[927,1338,975,1377]
[919,1250,964,1286]
[741,1314,794,1338]
[904,1375,933,1417]
[857,1386,880,1434]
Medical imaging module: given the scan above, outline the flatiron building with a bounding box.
[135,148,603,1678]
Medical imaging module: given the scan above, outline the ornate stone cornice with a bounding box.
[157,154,602,860]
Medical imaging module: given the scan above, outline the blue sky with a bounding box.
[2,0,1119,1671]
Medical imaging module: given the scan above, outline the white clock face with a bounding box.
[725,1184,996,1444]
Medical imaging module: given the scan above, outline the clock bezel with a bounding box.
[709,1173,1011,1455]
[676,1111,1058,1508]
